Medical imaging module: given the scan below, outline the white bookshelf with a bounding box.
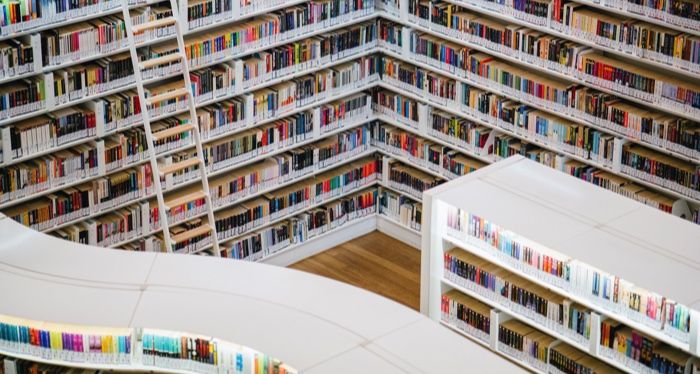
[420,155,700,373]
[0,215,528,373]
[1,0,698,274]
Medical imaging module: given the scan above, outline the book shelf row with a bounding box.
[375,17,700,162]
[0,0,315,41]
[0,50,379,218]
[221,185,378,261]
[441,286,699,374]
[441,208,698,360]
[373,24,700,204]
[42,124,376,251]
[0,315,297,373]
[370,79,700,223]
[2,0,696,44]
[407,0,700,77]
[0,31,378,170]
[0,0,377,128]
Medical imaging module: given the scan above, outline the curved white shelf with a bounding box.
[0,215,528,373]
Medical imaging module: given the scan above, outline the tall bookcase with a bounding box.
[1,0,698,264]
[421,155,700,373]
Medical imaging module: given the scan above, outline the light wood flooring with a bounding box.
[289,232,421,310]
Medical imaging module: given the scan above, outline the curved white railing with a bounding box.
[0,215,526,373]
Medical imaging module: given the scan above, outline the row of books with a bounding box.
[5,26,688,174]
[182,0,374,69]
[442,288,621,373]
[142,330,296,374]
[443,247,694,373]
[4,163,153,232]
[446,208,692,344]
[205,128,371,242]
[374,47,610,165]
[600,318,691,373]
[319,93,371,132]
[378,57,457,108]
[32,3,375,79]
[378,30,700,209]
[40,16,129,66]
[371,121,486,179]
[221,187,378,261]
[410,0,700,40]
[372,74,694,221]
[2,73,374,237]
[595,0,700,33]
[377,55,616,165]
[407,25,700,118]
[498,318,554,372]
[238,22,378,90]
[390,24,700,160]
[0,38,35,80]
[47,125,373,247]
[199,129,372,238]
[0,75,45,120]
[378,19,698,158]
[444,247,593,346]
[621,143,700,200]
[0,1,376,126]
[0,317,296,372]
[441,290,492,345]
[2,107,96,161]
[0,0,121,36]
[202,111,313,173]
[440,289,619,373]
[419,1,700,74]
[387,159,443,200]
[1,36,376,169]
[378,189,421,232]
[372,89,419,127]
[0,317,131,365]
[51,56,135,105]
[441,290,632,374]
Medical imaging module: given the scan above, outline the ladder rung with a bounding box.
[165,190,207,210]
[171,224,212,243]
[132,17,177,33]
[159,157,201,177]
[151,123,195,141]
[140,54,182,70]
[146,88,190,105]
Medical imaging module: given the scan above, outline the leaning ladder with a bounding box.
[120,0,221,255]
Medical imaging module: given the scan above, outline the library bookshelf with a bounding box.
[1,0,699,273]
[420,156,700,374]
[0,215,528,373]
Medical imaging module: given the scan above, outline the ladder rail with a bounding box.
[120,0,174,252]
[168,0,222,255]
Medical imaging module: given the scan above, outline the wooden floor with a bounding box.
[290,231,421,310]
